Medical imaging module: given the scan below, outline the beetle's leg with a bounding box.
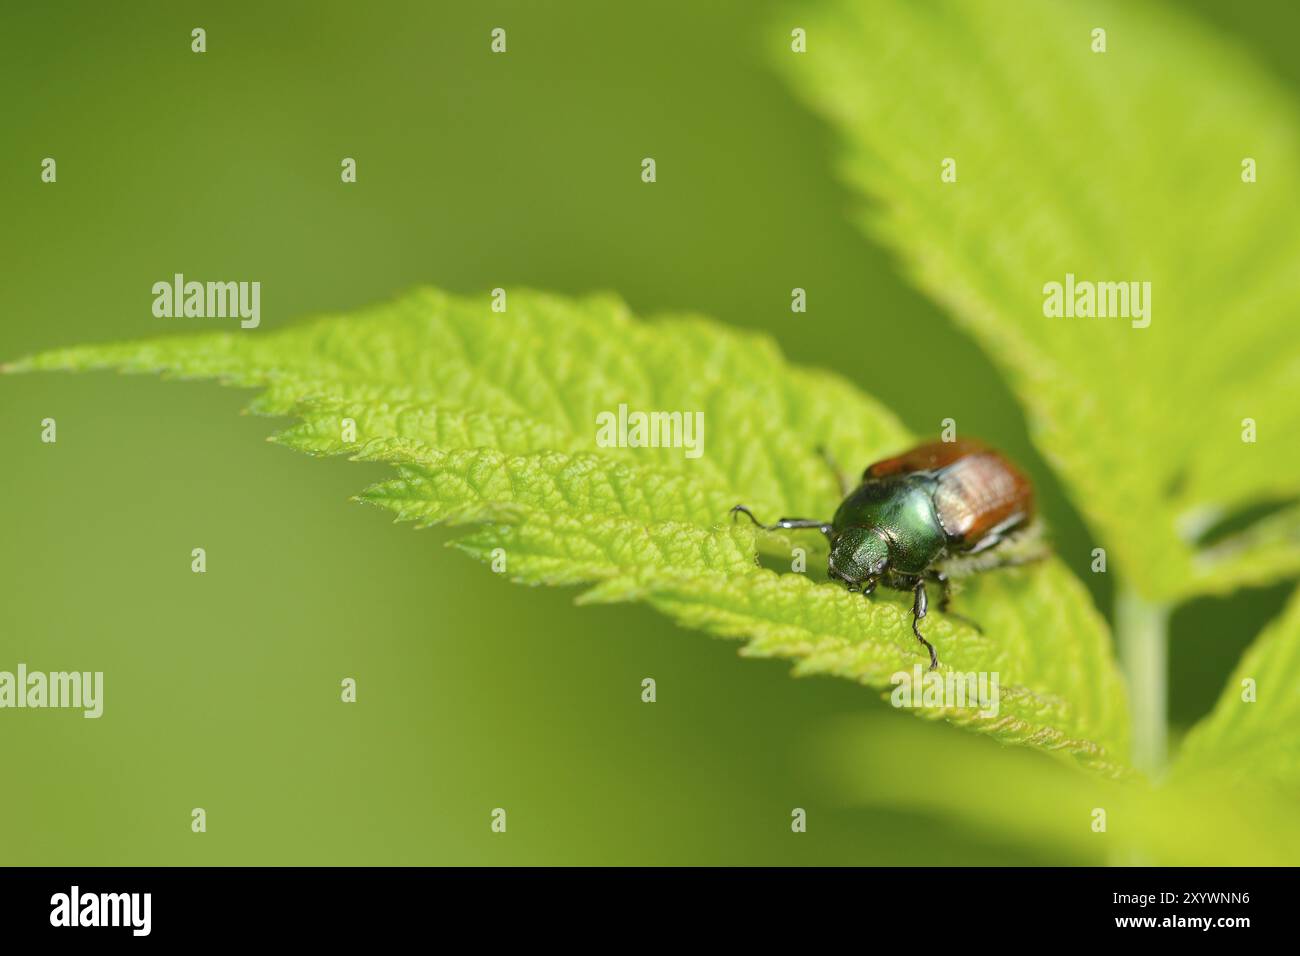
[966,518,1048,559]
[930,570,984,634]
[963,530,1007,556]
[814,445,852,497]
[911,581,939,671]
[730,505,832,536]
[980,551,1049,571]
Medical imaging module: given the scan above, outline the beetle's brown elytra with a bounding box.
[731,438,1043,671]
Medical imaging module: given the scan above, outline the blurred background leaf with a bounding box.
[814,709,1300,866]
[1174,586,1300,795]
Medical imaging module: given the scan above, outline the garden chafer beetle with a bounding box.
[732,438,1043,670]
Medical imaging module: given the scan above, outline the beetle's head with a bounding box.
[827,527,889,591]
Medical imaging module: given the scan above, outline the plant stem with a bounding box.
[1115,585,1170,778]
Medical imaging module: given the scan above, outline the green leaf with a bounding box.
[1173,585,1300,796]
[776,0,1300,601]
[815,711,1300,866]
[1190,503,1300,598]
[5,286,1130,775]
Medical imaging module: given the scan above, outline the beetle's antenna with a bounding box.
[730,505,832,536]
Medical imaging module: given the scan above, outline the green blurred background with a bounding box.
[1,0,1295,864]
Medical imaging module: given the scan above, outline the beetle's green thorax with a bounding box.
[829,477,948,579]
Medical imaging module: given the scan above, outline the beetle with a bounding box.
[731,438,1041,671]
